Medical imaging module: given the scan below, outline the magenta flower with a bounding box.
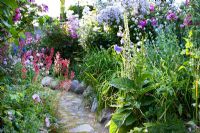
[151,18,157,26]
[32,94,41,103]
[15,8,20,14]
[166,11,178,21]
[183,15,192,26]
[13,8,21,22]
[114,45,123,54]
[149,4,155,12]
[138,20,147,29]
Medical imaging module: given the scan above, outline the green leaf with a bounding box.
[178,66,186,71]
[109,120,119,133]
[1,19,11,27]
[125,114,136,126]
[138,83,159,95]
[110,110,132,133]
[178,104,183,116]
[0,0,18,9]
[110,78,135,91]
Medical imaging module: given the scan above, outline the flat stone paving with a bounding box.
[57,92,108,133]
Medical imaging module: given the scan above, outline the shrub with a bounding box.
[41,24,83,64]
[0,81,57,132]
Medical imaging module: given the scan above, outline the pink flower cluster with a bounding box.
[54,52,75,80]
[21,48,54,81]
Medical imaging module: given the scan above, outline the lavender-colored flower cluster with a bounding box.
[97,6,123,25]
[67,13,79,39]
[120,0,134,8]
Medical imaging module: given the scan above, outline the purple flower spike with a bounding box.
[114,45,123,54]
[138,20,147,29]
[149,4,155,12]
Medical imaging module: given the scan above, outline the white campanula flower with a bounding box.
[120,38,125,44]
[117,31,123,37]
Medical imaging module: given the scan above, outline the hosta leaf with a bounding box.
[125,114,136,126]
[138,83,159,95]
[110,110,132,133]
[109,120,119,133]
[110,78,135,91]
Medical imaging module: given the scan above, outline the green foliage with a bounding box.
[78,48,119,86]
[77,48,119,109]
[68,5,94,19]
[0,81,57,132]
[105,16,195,132]
[0,0,46,45]
[41,24,83,64]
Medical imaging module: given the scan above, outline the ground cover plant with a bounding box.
[0,0,200,132]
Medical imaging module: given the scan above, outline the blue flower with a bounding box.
[114,45,123,54]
